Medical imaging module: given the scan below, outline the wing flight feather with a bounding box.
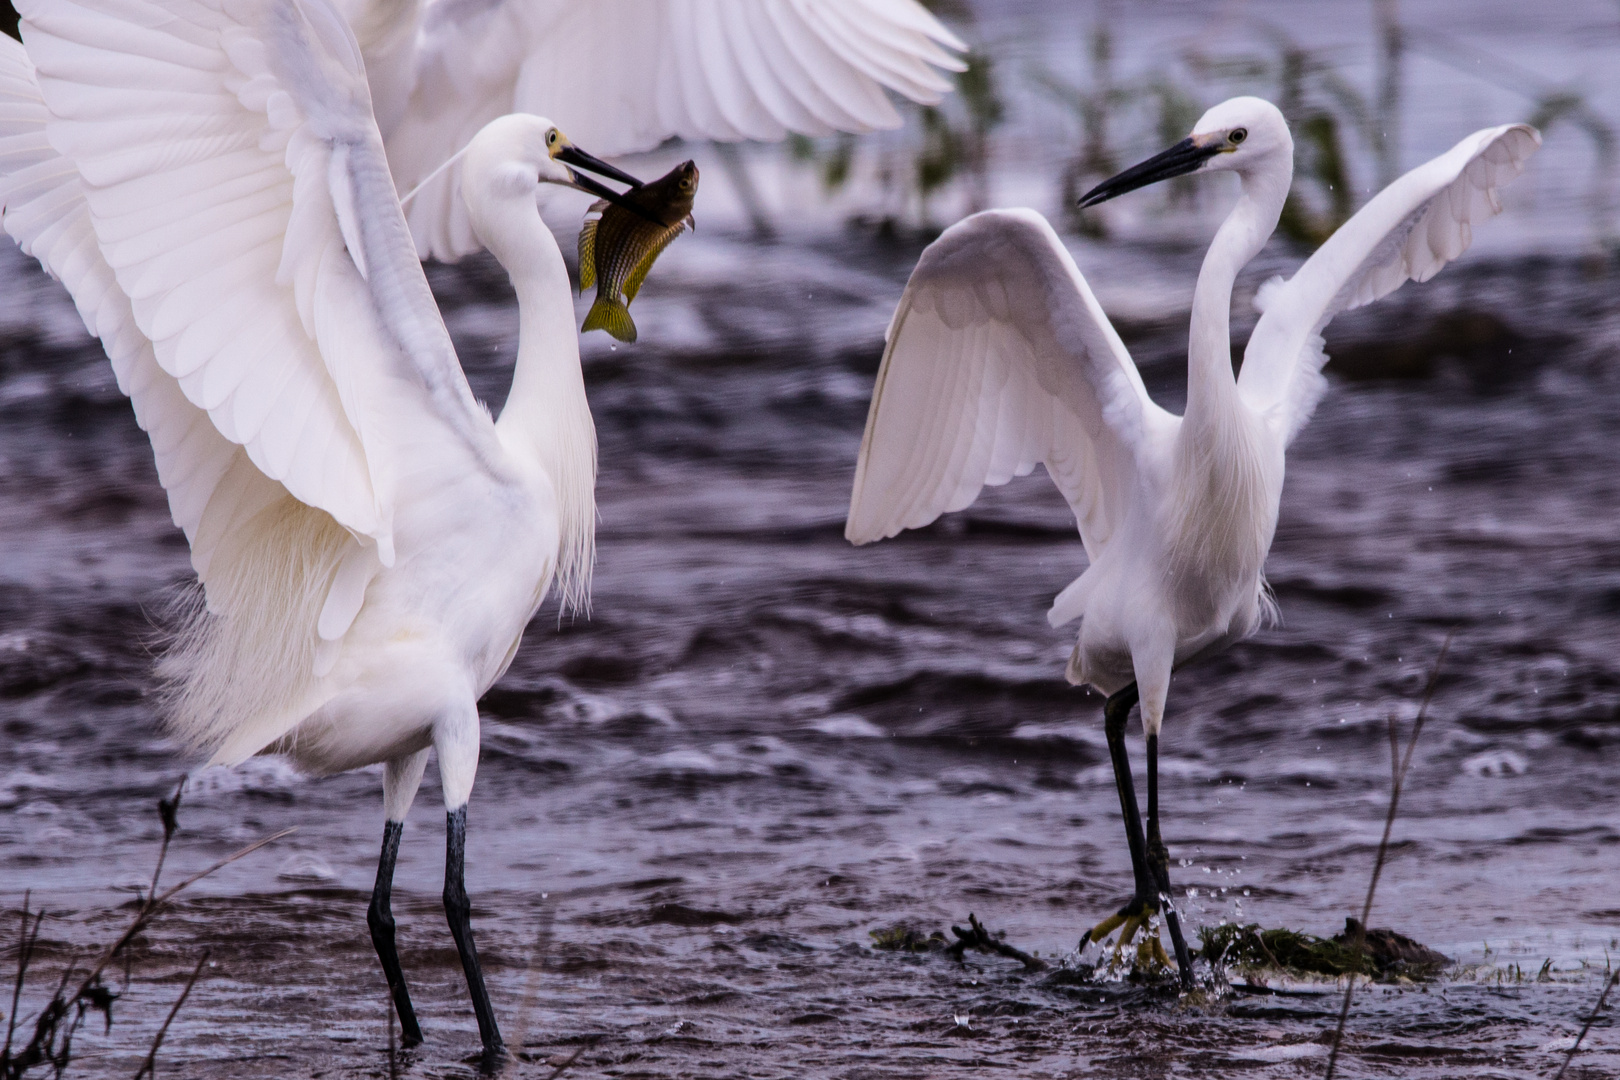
[0,29,284,589]
[386,0,966,261]
[20,0,503,568]
[846,208,1171,564]
[1239,123,1540,445]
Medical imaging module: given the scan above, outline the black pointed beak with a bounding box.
[554,144,666,223]
[557,144,643,189]
[564,167,634,206]
[1078,137,1223,208]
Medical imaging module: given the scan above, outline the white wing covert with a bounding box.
[847,208,1171,565]
[384,0,967,261]
[21,0,503,568]
[1239,124,1540,445]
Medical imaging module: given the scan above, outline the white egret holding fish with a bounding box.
[0,0,667,1063]
[845,96,1538,987]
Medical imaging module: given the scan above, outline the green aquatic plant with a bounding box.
[1202,923,1376,979]
[869,924,948,953]
[784,27,1004,237]
[1201,919,1449,981]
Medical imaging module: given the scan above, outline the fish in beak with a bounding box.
[554,143,665,223]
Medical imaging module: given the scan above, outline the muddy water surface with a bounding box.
[2,233,1617,1078]
[5,1,1620,1073]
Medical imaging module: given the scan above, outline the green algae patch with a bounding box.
[1199,918,1450,981]
[870,924,949,953]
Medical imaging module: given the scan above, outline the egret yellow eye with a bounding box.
[547,129,558,147]
[1229,128,1247,145]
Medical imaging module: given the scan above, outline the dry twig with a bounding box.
[1324,633,1451,1080]
[2,895,43,1066]
[1,783,292,1079]
[945,913,1048,972]
[498,898,558,1077]
[131,951,208,1080]
[1553,967,1619,1080]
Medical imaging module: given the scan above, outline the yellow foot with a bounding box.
[1085,911,1131,946]
[1086,907,1175,974]
[1137,933,1172,970]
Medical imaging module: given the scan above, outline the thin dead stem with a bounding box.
[73,826,295,1003]
[1553,967,1619,1080]
[1246,927,1282,970]
[386,989,398,1080]
[131,951,208,1080]
[499,899,558,1077]
[544,1038,598,1080]
[2,896,41,1064]
[1,785,292,1079]
[1324,632,1451,1080]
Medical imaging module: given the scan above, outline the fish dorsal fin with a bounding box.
[577,199,609,292]
[623,220,688,304]
[577,218,597,291]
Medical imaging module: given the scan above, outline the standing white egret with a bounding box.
[846,97,1538,987]
[332,0,968,261]
[0,0,658,1063]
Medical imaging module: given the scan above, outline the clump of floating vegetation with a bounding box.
[870,924,949,954]
[1200,918,1449,982]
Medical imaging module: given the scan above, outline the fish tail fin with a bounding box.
[582,294,637,343]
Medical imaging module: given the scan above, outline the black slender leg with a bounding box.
[1146,733,1196,991]
[369,820,423,1048]
[1101,684,1155,907]
[444,806,504,1068]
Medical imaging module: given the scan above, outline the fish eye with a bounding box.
[1229,128,1247,145]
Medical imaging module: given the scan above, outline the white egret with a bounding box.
[845,97,1538,987]
[0,0,658,1062]
[333,0,968,261]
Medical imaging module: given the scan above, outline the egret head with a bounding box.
[1078,97,1291,208]
[461,114,644,211]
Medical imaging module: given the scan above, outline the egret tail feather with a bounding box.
[158,496,350,765]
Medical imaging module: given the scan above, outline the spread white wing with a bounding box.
[0,30,282,585]
[847,208,1174,568]
[370,0,967,261]
[17,0,503,576]
[1239,123,1540,445]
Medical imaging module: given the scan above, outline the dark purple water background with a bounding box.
[4,2,1620,1075]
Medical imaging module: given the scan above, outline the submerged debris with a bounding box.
[870,914,1048,972]
[1200,919,1450,980]
[945,914,1048,972]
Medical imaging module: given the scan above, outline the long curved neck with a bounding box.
[1186,158,1289,421]
[481,199,597,614]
